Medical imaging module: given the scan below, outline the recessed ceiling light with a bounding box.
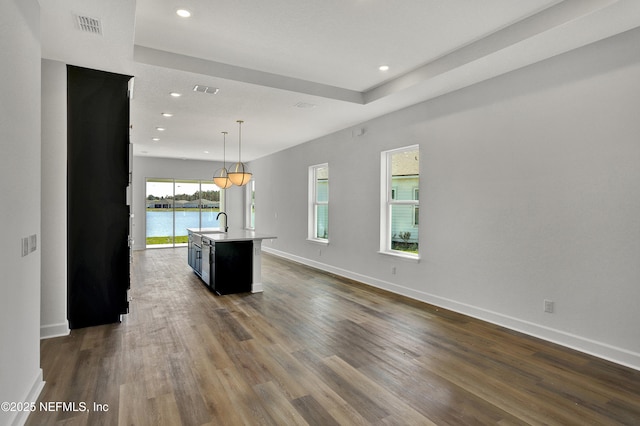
[161,112,173,117]
[176,9,191,18]
[170,92,182,97]
[379,65,390,71]
[156,127,166,131]
[203,150,209,154]
[152,137,160,141]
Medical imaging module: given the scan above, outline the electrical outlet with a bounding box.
[318,249,322,257]
[544,299,554,313]
[391,266,396,275]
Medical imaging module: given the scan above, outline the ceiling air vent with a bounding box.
[76,15,102,35]
[193,85,219,95]
[294,102,316,109]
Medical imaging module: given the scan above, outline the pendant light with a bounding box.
[213,131,233,189]
[228,120,252,186]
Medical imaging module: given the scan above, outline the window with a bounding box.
[380,146,419,258]
[145,178,224,247]
[246,180,255,229]
[308,163,329,242]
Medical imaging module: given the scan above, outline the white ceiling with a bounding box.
[39,0,640,162]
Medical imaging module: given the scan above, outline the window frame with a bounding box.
[245,179,255,230]
[413,187,419,226]
[380,145,420,260]
[308,163,329,244]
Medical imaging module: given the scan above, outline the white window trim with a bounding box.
[380,145,420,260]
[308,163,329,243]
[244,179,255,230]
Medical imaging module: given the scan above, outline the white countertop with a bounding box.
[200,230,277,242]
[187,227,225,234]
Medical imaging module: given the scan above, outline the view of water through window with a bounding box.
[146,211,220,237]
[146,178,223,247]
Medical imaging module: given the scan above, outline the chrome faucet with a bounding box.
[216,212,228,232]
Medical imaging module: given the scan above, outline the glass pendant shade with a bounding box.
[228,119,252,186]
[213,168,233,189]
[213,131,233,189]
[228,162,252,186]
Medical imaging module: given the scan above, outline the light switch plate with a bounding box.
[22,237,29,257]
[29,234,37,253]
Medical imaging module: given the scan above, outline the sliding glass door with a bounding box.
[146,178,223,248]
[146,179,176,246]
[200,181,220,229]
[174,180,201,244]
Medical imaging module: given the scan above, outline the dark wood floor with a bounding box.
[28,248,640,425]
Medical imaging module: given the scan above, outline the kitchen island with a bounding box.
[187,228,276,295]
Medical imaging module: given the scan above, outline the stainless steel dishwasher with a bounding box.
[192,232,203,277]
[201,236,213,287]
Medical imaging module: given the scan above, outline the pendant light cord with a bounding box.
[222,131,227,168]
[237,120,244,163]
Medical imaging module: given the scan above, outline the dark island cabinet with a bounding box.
[205,240,253,295]
[67,65,132,329]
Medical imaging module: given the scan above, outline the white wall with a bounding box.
[251,28,640,370]
[40,59,68,339]
[0,0,44,424]
[131,156,245,251]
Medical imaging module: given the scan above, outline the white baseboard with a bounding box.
[40,322,69,340]
[263,247,640,371]
[252,282,264,293]
[9,369,44,426]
